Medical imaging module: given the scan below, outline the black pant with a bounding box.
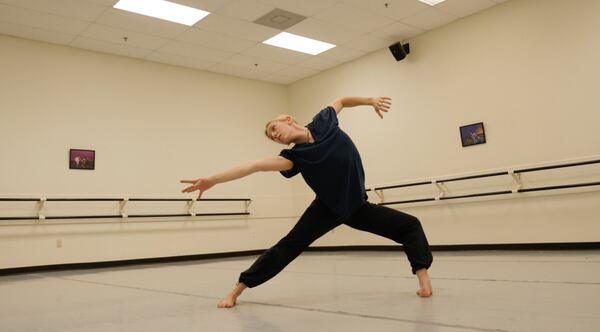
[239,199,433,288]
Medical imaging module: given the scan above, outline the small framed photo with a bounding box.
[69,149,95,170]
[459,122,486,147]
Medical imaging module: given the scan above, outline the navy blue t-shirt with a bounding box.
[279,106,367,222]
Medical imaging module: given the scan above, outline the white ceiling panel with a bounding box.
[318,45,367,63]
[0,0,108,22]
[0,0,506,85]
[436,0,497,18]
[215,0,275,22]
[193,13,279,42]
[145,52,216,71]
[170,0,234,14]
[70,36,153,59]
[342,0,430,20]
[0,21,75,45]
[157,40,235,62]
[78,0,118,6]
[261,73,297,85]
[208,63,270,81]
[175,27,257,53]
[95,7,188,39]
[341,34,396,53]
[285,18,363,45]
[220,54,288,74]
[273,66,320,80]
[371,21,424,41]
[401,7,459,31]
[241,44,311,65]
[297,56,341,71]
[0,3,90,35]
[80,24,169,50]
[256,0,339,16]
[314,3,396,34]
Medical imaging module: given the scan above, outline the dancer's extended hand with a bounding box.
[371,97,391,118]
[180,178,216,199]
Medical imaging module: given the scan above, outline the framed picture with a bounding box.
[69,149,95,170]
[459,122,486,147]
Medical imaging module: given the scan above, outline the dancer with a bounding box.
[180,96,433,308]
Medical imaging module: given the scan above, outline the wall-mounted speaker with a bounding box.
[389,42,410,61]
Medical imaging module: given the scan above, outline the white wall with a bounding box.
[0,35,299,269]
[288,0,600,246]
[1,0,600,270]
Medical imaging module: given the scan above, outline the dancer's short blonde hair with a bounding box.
[264,114,297,139]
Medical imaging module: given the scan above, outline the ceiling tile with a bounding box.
[261,73,296,85]
[314,3,396,34]
[370,21,424,41]
[175,27,257,53]
[170,0,234,13]
[285,18,362,45]
[0,4,90,35]
[256,0,338,16]
[70,36,153,58]
[342,0,430,20]
[96,7,189,39]
[401,7,458,31]
[317,45,367,63]
[0,21,75,45]
[273,65,320,80]
[80,24,169,50]
[207,63,270,81]
[436,0,497,18]
[215,0,275,22]
[78,0,118,6]
[193,13,279,42]
[220,54,288,73]
[341,34,395,53]
[145,52,217,71]
[158,40,235,62]
[297,56,340,71]
[240,44,311,65]
[0,0,108,22]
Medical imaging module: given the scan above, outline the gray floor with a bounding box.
[1,250,600,332]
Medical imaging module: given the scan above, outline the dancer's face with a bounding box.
[266,118,295,145]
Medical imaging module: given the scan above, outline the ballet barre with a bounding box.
[0,197,252,221]
[368,158,600,206]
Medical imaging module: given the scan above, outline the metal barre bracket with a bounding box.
[37,197,46,221]
[188,198,196,217]
[373,188,384,204]
[433,181,446,200]
[509,170,522,193]
[244,200,252,213]
[120,197,128,219]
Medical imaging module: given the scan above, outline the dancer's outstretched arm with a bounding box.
[180,156,293,198]
[329,96,391,118]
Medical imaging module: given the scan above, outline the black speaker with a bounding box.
[389,42,410,61]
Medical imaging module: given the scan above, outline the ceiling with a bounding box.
[0,0,507,84]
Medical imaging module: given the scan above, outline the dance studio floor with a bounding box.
[1,250,599,332]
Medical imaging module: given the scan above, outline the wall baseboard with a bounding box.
[2,242,599,276]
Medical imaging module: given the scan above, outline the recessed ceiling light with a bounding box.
[263,32,335,55]
[418,0,447,5]
[113,0,209,26]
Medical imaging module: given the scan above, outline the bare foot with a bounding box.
[217,294,237,308]
[217,282,247,309]
[415,268,433,297]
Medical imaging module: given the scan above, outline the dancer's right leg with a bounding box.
[218,199,340,308]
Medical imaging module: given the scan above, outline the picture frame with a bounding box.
[459,122,486,147]
[69,149,95,170]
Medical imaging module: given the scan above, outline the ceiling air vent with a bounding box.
[253,8,306,30]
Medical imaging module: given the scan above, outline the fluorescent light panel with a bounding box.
[114,0,209,26]
[418,0,447,5]
[263,32,335,55]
